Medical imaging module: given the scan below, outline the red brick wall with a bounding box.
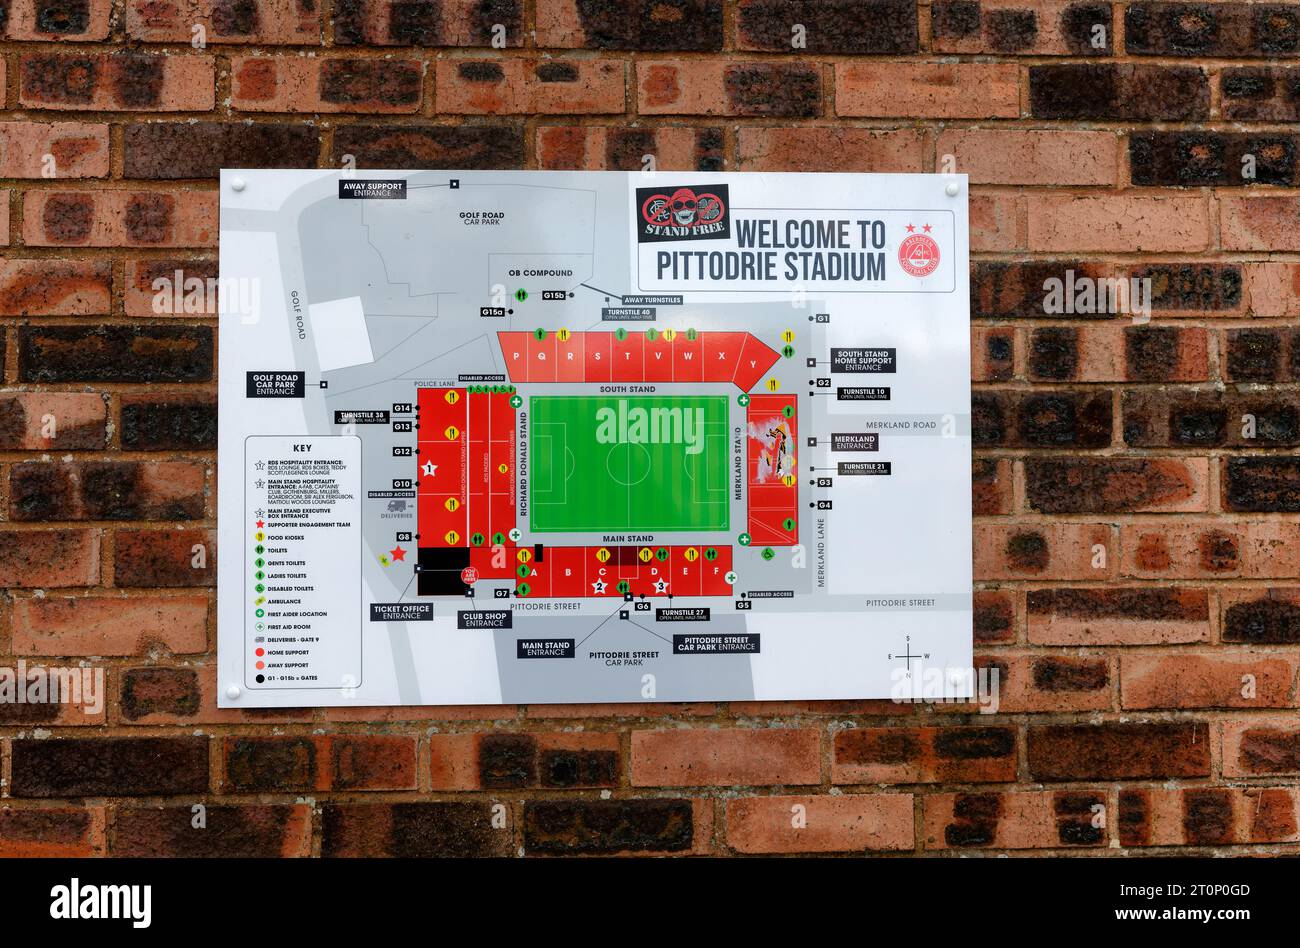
[2,0,1299,857]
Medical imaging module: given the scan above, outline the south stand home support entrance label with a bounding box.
[217,171,972,708]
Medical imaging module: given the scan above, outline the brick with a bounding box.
[323,802,511,857]
[737,0,917,53]
[738,127,923,173]
[223,735,417,792]
[972,389,1112,448]
[9,459,207,522]
[23,190,217,247]
[1126,2,1299,57]
[1225,457,1300,512]
[0,122,108,177]
[539,125,724,171]
[124,122,320,179]
[935,0,1111,54]
[119,667,203,722]
[1029,64,1208,120]
[1222,719,1300,776]
[1028,722,1209,781]
[1131,132,1298,187]
[972,327,1015,383]
[1027,588,1210,645]
[969,191,1023,251]
[974,261,1108,320]
[20,52,214,111]
[3,0,111,39]
[1221,196,1300,252]
[972,457,1012,515]
[18,325,213,382]
[334,124,525,169]
[1125,390,1300,449]
[336,0,524,46]
[938,129,1117,185]
[523,798,710,854]
[232,56,424,113]
[0,528,100,588]
[631,727,820,786]
[538,0,721,50]
[1027,194,1209,252]
[1223,588,1300,643]
[1121,651,1297,710]
[112,805,311,857]
[1026,325,1206,382]
[968,652,1112,713]
[441,59,624,114]
[923,790,1107,849]
[639,61,821,117]
[1137,263,1244,315]
[114,528,216,587]
[0,260,111,315]
[1121,522,1300,580]
[1025,457,1207,513]
[120,395,217,450]
[0,808,103,857]
[0,392,107,449]
[974,523,1116,580]
[833,726,1017,784]
[1119,787,1300,846]
[1225,328,1285,382]
[1221,66,1300,121]
[10,737,209,797]
[11,594,208,655]
[974,589,1016,643]
[727,794,914,853]
[125,259,218,317]
[429,732,620,789]
[837,63,1019,118]
[124,0,320,43]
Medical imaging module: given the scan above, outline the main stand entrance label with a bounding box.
[217,171,972,707]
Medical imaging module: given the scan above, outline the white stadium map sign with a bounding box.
[217,170,972,707]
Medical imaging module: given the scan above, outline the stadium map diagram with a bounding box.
[217,170,972,707]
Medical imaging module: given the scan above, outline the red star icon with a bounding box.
[905,223,915,233]
[256,520,264,528]
[923,223,932,233]
[390,546,407,562]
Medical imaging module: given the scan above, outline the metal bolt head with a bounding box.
[945,181,960,197]
[226,684,241,700]
[231,176,247,192]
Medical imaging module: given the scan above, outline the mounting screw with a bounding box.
[944,181,960,197]
[231,176,247,192]
[226,684,241,700]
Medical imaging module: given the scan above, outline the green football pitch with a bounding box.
[529,394,730,533]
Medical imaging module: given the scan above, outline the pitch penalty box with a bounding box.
[527,394,732,534]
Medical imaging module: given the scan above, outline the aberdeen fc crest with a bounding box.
[635,184,730,243]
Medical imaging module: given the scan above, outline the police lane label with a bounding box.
[672,634,760,654]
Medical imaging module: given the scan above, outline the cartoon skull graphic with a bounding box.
[670,188,698,226]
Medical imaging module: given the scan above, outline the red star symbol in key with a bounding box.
[390,546,407,562]
[256,520,264,528]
